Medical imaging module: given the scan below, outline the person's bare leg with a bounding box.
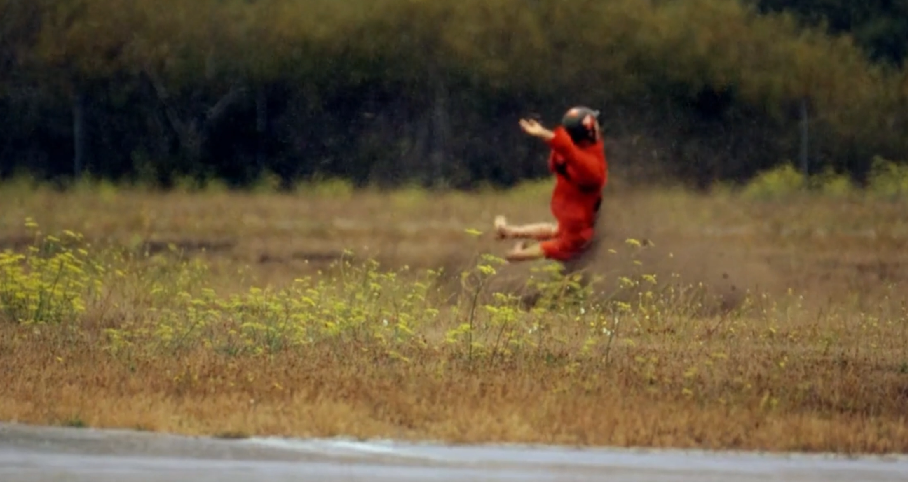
[494,215,558,241]
[504,240,547,263]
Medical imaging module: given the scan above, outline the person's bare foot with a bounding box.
[494,215,509,240]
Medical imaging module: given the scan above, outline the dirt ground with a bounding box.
[1,183,905,321]
[1,184,907,453]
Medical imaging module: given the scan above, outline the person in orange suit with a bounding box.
[494,106,608,272]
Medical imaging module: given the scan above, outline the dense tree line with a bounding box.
[1,0,906,190]
[750,0,908,67]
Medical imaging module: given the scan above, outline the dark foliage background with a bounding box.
[2,0,906,190]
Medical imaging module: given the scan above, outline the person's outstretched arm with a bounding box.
[519,119,605,189]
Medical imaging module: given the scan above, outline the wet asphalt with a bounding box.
[1,422,907,482]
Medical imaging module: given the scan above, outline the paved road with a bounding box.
[1,422,906,482]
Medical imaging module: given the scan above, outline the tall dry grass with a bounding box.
[1,169,907,453]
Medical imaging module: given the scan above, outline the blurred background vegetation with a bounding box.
[1,0,906,190]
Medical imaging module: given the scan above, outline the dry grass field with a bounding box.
[1,173,907,454]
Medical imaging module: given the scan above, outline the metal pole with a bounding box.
[799,97,809,183]
[73,89,85,178]
[256,86,267,172]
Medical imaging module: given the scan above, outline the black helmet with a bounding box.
[561,106,600,144]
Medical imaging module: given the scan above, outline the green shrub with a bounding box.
[0,221,104,324]
[808,167,856,197]
[866,156,908,198]
[741,163,805,199]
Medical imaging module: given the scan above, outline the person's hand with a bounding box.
[519,118,555,141]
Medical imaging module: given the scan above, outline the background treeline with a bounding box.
[750,0,908,67]
[1,0,907,190]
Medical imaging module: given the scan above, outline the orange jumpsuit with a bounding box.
[539,126,608,261]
